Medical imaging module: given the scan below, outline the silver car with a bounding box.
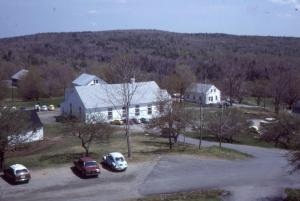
[102,152,128,171]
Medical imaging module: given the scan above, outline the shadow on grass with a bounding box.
[138,140,169,148]
[39,152,99,165]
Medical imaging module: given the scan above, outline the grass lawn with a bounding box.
[6,123,251,169]
[285,188,300,201]
[184,105,277,148]
[128,189,225,201]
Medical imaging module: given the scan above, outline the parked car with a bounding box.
[140,117,149,124]
[122,119,134,125]
[110,119,123,125]
[48,104,55,111]
[131,118,141,124]
[73,157,101,177]
[40,105,48,111]
[102,152,128,171]
[3,164,31,184]
[34,104,40,111]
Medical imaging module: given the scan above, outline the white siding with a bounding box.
[84,104,160,123]
[61,90,86,121]
[185,85,221,105]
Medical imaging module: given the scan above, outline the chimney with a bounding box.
[130,77,135,84]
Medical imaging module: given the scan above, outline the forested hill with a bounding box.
[1,29,300,82]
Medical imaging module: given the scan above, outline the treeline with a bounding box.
[1,30,300,109]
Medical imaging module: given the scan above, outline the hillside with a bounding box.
[1,30,300,81]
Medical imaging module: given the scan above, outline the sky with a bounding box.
[0,0,300,38]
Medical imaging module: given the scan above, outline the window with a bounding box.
[215,96,218,101]
[108,108,113,119]
[122,107,127,118]
[147,105,152,115]
[94,79,98,84]
[135,105,140,116]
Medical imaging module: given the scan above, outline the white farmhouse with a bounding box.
[185,83,221,105]
[60,81,171,122]
[72,73,107,86]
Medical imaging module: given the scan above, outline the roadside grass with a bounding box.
[184,131,275,149]
[3,96,64,108]
[184,105,277,148]
[285,188,300,201]
[128,189,225,201]
[6,123,251,169]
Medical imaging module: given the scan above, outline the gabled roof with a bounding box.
[11,69,29,80]
[72,73,106,86]
[186,83,215,94]
[74,81,170,109]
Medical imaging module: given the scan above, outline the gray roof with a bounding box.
[72,73,107,86]
[186,83,214,94]
[74,81,170,109]
[11,69,29,80]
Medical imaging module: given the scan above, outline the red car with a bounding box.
[73,157,100,177]
[4,164,31,184]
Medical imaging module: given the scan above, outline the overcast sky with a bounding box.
[0,0,300,38]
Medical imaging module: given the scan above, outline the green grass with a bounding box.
[5,123,251,169]
[285,188,300,201]
[184,131,275,149]
[128,189,225,201]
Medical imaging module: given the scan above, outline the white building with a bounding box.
[72,73,107,86]
[9,110,44,144]
[60,81,171,122]
[185,83,221,105]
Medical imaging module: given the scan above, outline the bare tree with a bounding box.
[0,107,32,170]
[19,67,45,100]
[261,113,300,148]
[161,65,196,102]
[206,107,246,149]
[149,94,186,149]
[103,55,141,158]
[67,115,111,156]
[267,65,290,114]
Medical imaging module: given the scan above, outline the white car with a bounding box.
[4,164,31,184]
[102,152,128,171]
[40,105,48,111]
[34,104,40,111]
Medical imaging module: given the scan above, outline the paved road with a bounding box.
[139,135,300,201]
[1,136,300,201]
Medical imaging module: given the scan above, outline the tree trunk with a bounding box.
[0,150,5,171]
[126,104,132,158]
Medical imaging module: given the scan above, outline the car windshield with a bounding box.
[16,169,28,175]
[115,157,124,162]
[84,161,97,167]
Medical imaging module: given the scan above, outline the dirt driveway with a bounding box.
[37,109,60,124]
[1,138,300,201]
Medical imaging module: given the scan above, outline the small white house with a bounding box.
[61,81,171,122]
[72,73,107,86]
[185,83,221,105]
[9,110,44,145]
